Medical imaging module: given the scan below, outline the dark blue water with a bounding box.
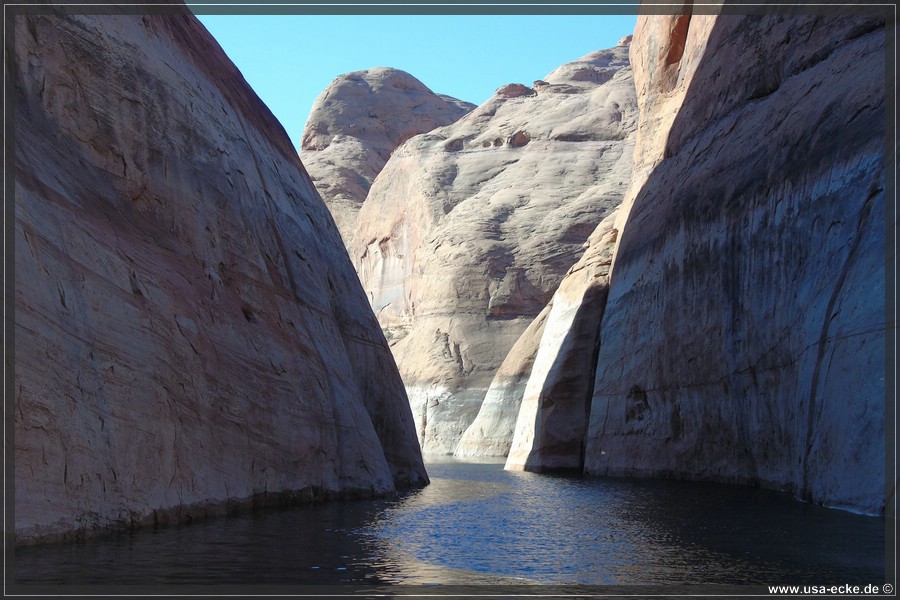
[14,457,885,588]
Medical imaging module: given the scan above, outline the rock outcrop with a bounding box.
[505,211,618,471]
[300,68,474,243]
[454,303,549,458]
[351,39,638,454]
[505,12,887,514]
[14,13,427,546]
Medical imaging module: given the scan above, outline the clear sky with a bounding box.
[194,14,638,153]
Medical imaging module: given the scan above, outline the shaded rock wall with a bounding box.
[505,211,619,471]
[352,40,638,454]
[14,13,426,545]
[300,68,474,243]
[577,12,886,514]
[454,303,549,458]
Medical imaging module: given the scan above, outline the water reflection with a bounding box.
[363,458,884,585]
[14,457,884,587]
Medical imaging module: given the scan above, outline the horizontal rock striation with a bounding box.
[14,13,426,545]
[528,12,887,514]
[351,39,638,454]
[300,68,474,243]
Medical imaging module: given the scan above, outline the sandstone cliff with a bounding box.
[14,13,427,545]
[351,39,638,454]
[300,68,474,243]
[505,211,619,470]
[454,302,550,458]
[505,12,887,514]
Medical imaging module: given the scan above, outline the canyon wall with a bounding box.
[454,303,549,458]
[351,39,639,454]
[505,211,619,470]
[14,13,427,545]
[300,68,474,243]
[505,11,887,514]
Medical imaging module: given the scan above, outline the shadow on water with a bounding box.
[14,459,883,588]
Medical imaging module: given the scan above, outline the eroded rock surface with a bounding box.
[454,303,549,458]
[352,39,638,454]
[300,68,474,242]
[509,13,887,514]
[505,212,618,471]
[15,13,426,545]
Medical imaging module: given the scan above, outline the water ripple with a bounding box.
[14,458,884,586]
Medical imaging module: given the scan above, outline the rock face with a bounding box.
[505,13,887,514]
[14,13,427,546]
[352,39,638,454]
[505,211,618,471]
[454,303,549,458]
[300,68,474,243]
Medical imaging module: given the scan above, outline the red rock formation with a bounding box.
[503,10,887,514]
[588,12,887,514]
[351,40,639,454]
[505,213,619,471]
[300,68,474,243]
[14,13,426,545]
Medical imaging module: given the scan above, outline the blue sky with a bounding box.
[194,14,638,153]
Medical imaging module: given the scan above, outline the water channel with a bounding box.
[14,457,886,591]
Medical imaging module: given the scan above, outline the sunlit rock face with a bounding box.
[300,68,475,243]
[14,13,427,546]
[505,211,619,471]
[508,12,886,514]
[351,38,638,454]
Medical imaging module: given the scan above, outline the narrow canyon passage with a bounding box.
[300,7,889,515]
[15,458,885,587]
[11,6,891,593]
